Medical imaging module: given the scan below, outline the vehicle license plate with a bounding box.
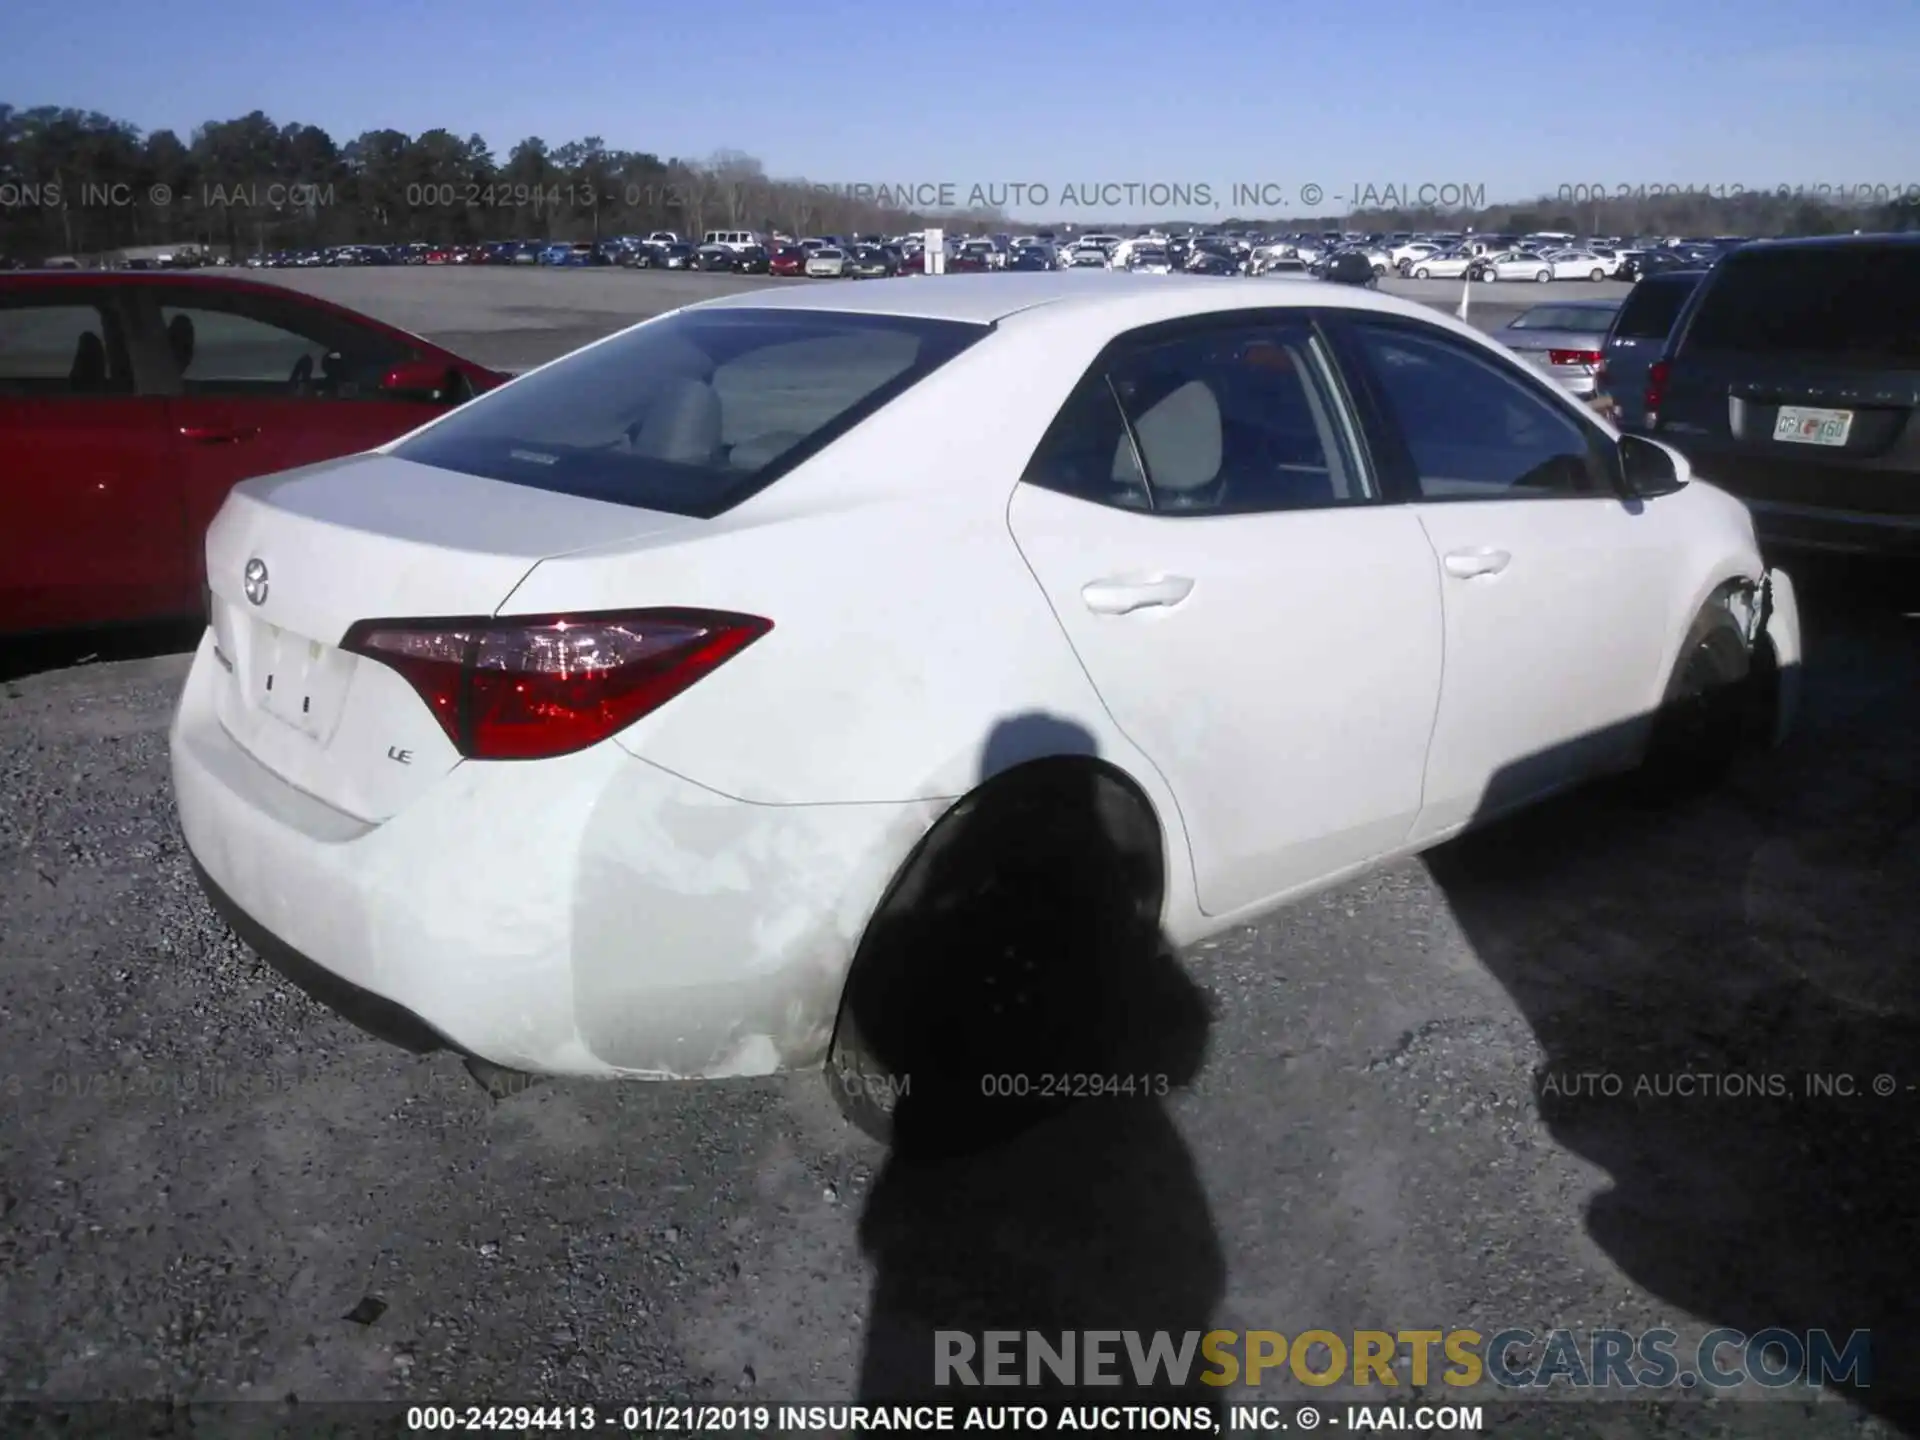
[1773,406,1853,446]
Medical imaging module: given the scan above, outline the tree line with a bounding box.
[3,103,1914,262]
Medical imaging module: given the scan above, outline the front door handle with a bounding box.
[1443,548,1511,578]
[1081,575,1195,615]
[179,425,259,444]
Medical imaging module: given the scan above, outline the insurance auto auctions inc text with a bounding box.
[814,182,1486,212]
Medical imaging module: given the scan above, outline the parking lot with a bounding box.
[2,270,1915,1437]
[239,265,1636,370]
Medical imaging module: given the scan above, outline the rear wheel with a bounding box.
[827,764,1164,1155]
[1536,269,1552,282]
[1590,268,1606,281]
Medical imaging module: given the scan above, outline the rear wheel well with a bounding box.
[825,756,1167,1141]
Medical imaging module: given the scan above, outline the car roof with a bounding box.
[685,269,1479,330]
[1520,298,1621,310]
[1739,232,1920,253]
[0,270,322,298]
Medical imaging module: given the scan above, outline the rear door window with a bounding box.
[1681,245,1920,361]
[0,294,135,396]
[155,290,416,398]
[1612,277,1697,340]
[1023,318,1370,515]
[391,308,989,517]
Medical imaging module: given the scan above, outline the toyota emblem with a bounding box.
[243,558,269,606]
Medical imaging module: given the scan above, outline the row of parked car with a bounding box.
[233,228,1745,288]
[4,226,1913,653]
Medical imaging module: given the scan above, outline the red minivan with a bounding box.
[0,271,506,635]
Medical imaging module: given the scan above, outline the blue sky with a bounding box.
[5,0,1918,220]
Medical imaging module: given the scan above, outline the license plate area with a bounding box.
[1773,405,1854,447]
[253,622,354,743]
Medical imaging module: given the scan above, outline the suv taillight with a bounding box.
[342,609,771,761]
[1644,360,1671,426]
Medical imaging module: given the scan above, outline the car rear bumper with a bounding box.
[1661,442,1920,557]
[169,630,936,1079]
[1745,499,1920,558]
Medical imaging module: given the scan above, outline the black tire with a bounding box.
[826,765,1162,1155]
[1635,599,1753,800]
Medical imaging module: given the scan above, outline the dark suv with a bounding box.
[1598,269,1706,431]
[1649,234,1920,557]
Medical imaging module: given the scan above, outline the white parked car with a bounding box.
[1582,246,1629,277]
[1542,249,1618,281]
[1476,249,1556,282]
[169,272,1800,1139]
[1390,241,1441,268]
[1407,250,1477,279]
[804,247,848,278]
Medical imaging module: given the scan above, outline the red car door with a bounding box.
[138,283,480,576]
[0,284,188,633]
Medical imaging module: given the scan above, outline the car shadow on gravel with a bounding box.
[1426,558,1920,1432]
[848,714,1225,1423]
[0,619,202,685]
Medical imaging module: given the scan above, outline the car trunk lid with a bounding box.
[202,453,695,821]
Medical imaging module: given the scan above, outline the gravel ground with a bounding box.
[1,273,1915,1438]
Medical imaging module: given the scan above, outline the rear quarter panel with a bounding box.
[489,314,1211,934]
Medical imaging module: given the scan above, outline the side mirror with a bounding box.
[381,359,462,402]
[1618,433,1687,498]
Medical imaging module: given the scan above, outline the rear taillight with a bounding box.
[1644,360,1670,426]
[341,609,771,761]
[1547,349,1603,367]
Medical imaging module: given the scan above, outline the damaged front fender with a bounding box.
[1757,567,1803,748]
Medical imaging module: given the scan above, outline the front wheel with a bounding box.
[1413,267,1430,278]
[1536,269,1552,282]
[1634,599,1753,801]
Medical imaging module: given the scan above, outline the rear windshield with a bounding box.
[1510,306,1617,333]
[1682,244,1920,361]
[392,308,988,517]
[1613,276,1698,339]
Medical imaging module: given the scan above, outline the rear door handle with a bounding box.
[1081,575,1195,614]
[179,425,259,444]
[1443,548,1511,578]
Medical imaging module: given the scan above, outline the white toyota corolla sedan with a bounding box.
[169,271,1800,1130]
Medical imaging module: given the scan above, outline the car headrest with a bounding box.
[729,430,805,471]
[166,313,195,370]
[631,378,722,465]
[1118,380,1221,494]
[69,331,108,390]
